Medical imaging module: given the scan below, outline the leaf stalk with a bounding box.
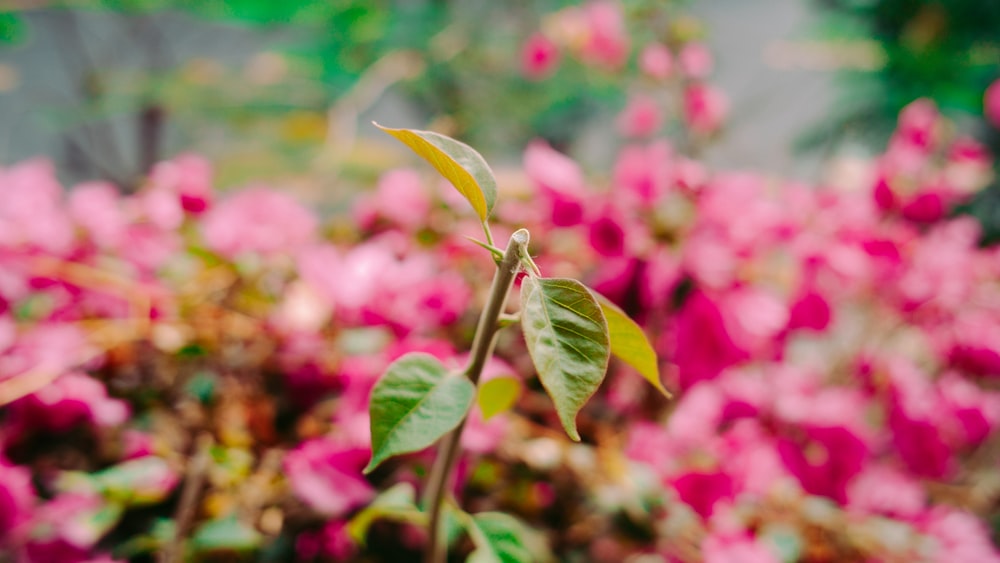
[422,228,529,563]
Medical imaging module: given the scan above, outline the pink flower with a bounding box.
[671,470,734,519]
[777,425,868,503]
[672,290,748,389]
[355,168,432,232]
[5,372,129,441]
[0,323,90,383]
[612,141,673,205]
[284,439,374,517]
[787,290,832,332]
[986,78,1000,129]
[846,463,924,518]
[148,153,214,214]
[201,187,317,258]
[617,94,662,138]
[702,531,780,563]
[0,459,34,539]
[678,42,713,79]
[68,182,127,250]
[588,210,627,257]
[579,1,630,69]
[893,98,939,153]
[683,83,728,135]
[134,184,184,231]
[900,190,945,224]
[521,33,560,80]
[23,493,111,561]
[920,508,1000,562]
[639,43,673,79]
[886,361,954,478]
[523,140,589,227]
[0,159,74,255]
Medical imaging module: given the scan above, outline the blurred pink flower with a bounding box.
[523,140,589,227]
[683,83,728,135]
[5,371,128,440]
[678,42,713,79]
[671,470,734,519]
[0,459,34,539]
[148,153,214,214]
[846,463,924,518]
[612,141,673,205]
[893,98,939,154]
[702,531,780,563]
[986,78,1000,129]
[588,209,628,258]
[579,1,630,69]
[616,94,662,138]
[521,32,560,80]
[355,168,432,232]
[68,182,127,250]
[0,323,90,382]
[673,290,748,389]
[0,159,74,255]
[886,360,954,478]
[134,184,184,232]
[639,43,673,79]
[777,424,868,503]
[23,493,111,562]
[920,508,1000,562]
[787,290,831,332]
[285,439,374,517]
[202,187,317,258]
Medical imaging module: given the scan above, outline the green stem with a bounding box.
[423,228,529,563]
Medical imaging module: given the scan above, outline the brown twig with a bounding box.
[160,433,214,563]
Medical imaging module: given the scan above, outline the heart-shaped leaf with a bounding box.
[374,123,497,222]
[477,376,522,421]
[466,512,533,563]
[520,277,609,441]
[365,353,475,473]
[592,291,671,398]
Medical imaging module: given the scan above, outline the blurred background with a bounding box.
[3,1,1000,562]
[2,0,997,203]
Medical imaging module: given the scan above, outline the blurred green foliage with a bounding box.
[806,0,1000,148]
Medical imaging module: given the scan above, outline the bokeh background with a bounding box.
[2,1,1000,561]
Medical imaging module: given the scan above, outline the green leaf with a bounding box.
[466,512,533,563]
[95,457,178,506]
[520,277,610,441]
[592,291,671,398]
[365,353,476,473]
[374,123,497,222]
[347,483,426,544]
[191,515,262,552]
[477,376,522,421]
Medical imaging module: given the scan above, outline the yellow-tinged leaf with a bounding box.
[477,376,522,421]
[593,292,672,399]
[374,123,497,222]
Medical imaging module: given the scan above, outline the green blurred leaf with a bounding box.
[191,515,262,552]
[0,12,25,44]
[95,456,178,506]
[365,353,475,473]
[520,277,610,441]
[374,123,497,223]
[591,291,671,398]
[466,512,532,563]
[347,483,425,545]
[477,376,522,421]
